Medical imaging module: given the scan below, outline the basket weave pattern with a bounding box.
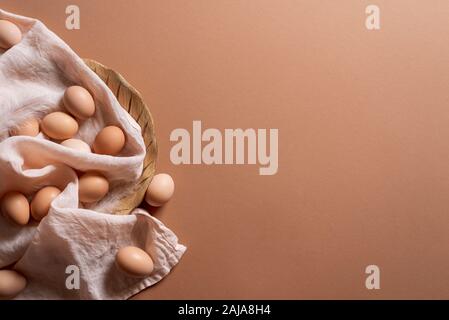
[84,59,157,215]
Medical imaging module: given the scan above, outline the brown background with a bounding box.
[3,0,449,299]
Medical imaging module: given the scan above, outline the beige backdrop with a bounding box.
[3,0,449,299]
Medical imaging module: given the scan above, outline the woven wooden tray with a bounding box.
[84,59,157,215]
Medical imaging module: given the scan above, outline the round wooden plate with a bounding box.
[84,59,157,215]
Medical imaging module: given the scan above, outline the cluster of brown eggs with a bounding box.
[0,18,176,299]
[3,85,126,226]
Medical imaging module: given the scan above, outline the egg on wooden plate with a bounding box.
[63,86,96,120]
[61,138,91,153]
[78,172,109,203]
[41,112,79,140]
[93,126,125,156]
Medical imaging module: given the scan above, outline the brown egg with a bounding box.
[9,118,39,137]
[30,186,61,221]
[1,191,30,226]
[93,126,125,156]
[0,20,22,50]
[61,138,91,153]
[115,246,154,277]
[145,173,175,207]
[63,86,95,120]
[0,270,27,299]
[41,112,78,140]
[78,172,109,203]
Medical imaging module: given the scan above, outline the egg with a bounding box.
[30,186,61,221]
[115,246,154,277]
[1,191,30,226]
[0,270,27,299]
[145,173,175,207]
[10,118,39,137]
[93,126,125,156]
[0,20,22,50]
[61,138,91,153]
[63,86,95,120]
[78,172,109,203]
[41,112,78,140]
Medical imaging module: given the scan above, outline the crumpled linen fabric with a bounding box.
[0,10,186,299]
